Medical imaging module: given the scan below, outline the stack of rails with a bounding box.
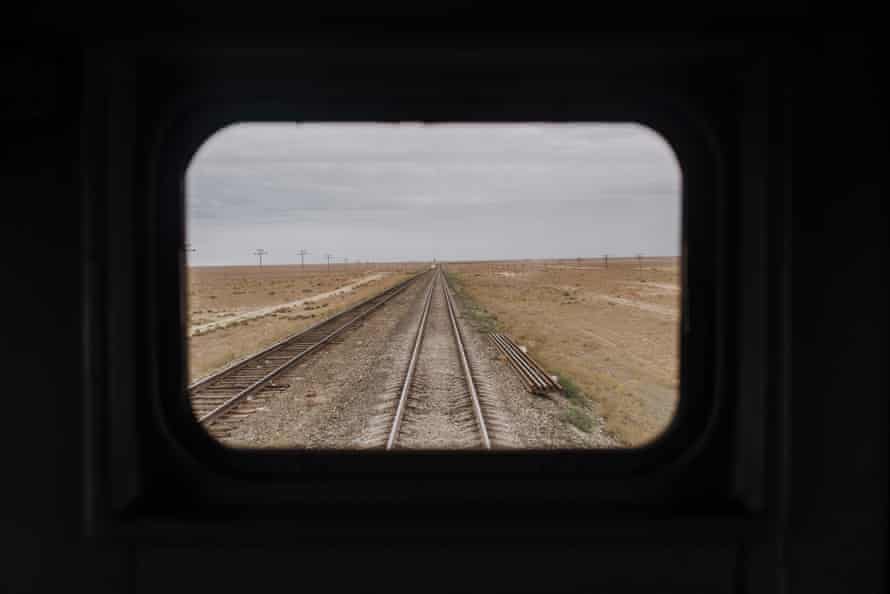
[488,332,563,395]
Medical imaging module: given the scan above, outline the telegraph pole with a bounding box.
[253,248,268,268]
[297,249,310,270]
[636,253,644,280]
[603,253,609,269]
[324,253,333,272]
[184,243,197,269]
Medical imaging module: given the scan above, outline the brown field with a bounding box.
[187,257,680,448]
[187,263,415,382]
[446,257,680,447]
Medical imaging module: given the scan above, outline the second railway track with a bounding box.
[189,269,432,438]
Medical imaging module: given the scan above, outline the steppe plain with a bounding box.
[187,264,412,382]
[187,257,680,447]
[447,257,680,446]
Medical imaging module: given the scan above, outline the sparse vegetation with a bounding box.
[188,265,411,382]
[561,405,594,433]
[446,271,501,333]
[555,371,584,401]
[445,257,680,446]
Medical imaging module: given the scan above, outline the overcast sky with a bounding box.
[186,123,680,267]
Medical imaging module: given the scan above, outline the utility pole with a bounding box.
[603,253,609,269]
[253,248,268,268]
[184,243,197,270]
[297,249,310,270]
[324,253,333,272]
[636,253,644,280]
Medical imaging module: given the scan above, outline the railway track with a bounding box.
[383,268,493,450]
[189,269,432,438]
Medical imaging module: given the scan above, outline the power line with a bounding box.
[253,248,268,267]
[297,249,310,269]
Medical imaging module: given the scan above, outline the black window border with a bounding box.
[84,41,767,541]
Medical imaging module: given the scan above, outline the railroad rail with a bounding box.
[189,269,431,437]
[489,332,563,395]
[385,268,491,449]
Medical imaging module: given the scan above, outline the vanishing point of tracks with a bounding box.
[384,268,491,450]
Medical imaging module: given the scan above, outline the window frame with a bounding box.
[83,42,763,540]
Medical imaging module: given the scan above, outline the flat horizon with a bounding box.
[186,255,680,269]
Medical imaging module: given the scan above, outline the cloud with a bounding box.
[186,123,680,265]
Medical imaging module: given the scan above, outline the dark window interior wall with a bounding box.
[1,28,886,594]
[787,34,888,591]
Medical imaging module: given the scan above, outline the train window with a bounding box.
[185,122,681,450]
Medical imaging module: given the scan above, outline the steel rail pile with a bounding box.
[489,332,563,395]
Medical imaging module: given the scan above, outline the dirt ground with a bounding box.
[187,264,412,382]
[446,257,680,447]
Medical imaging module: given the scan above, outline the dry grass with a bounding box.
[187,264,413,382]
[447,257,680,447]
